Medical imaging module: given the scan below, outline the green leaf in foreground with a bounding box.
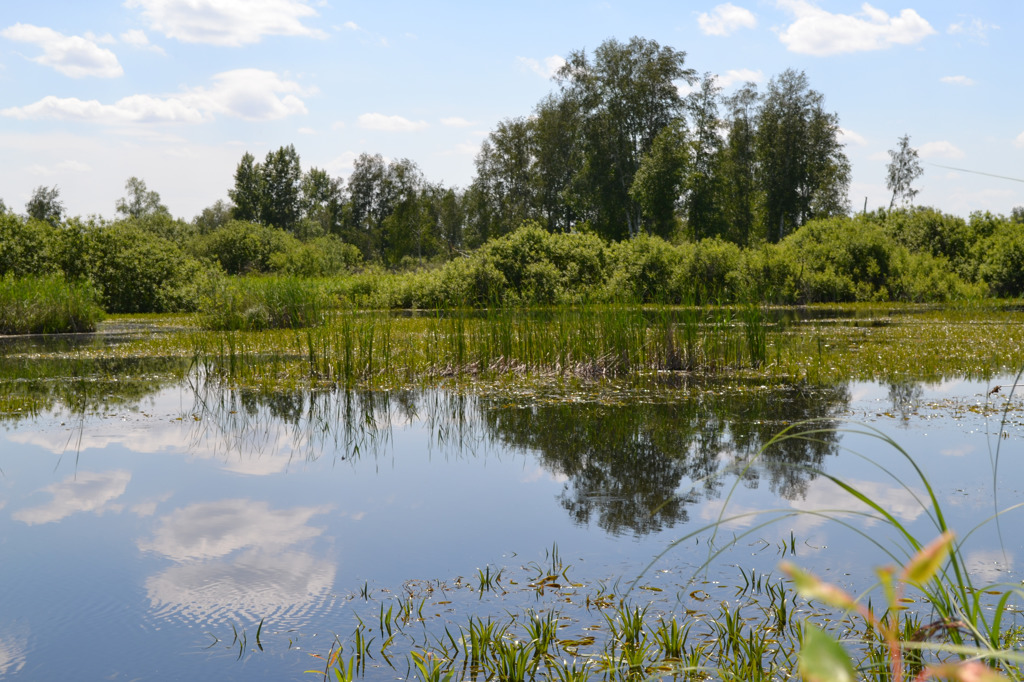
[798,622,856,682]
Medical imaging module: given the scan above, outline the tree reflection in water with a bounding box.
[478,381,850,536]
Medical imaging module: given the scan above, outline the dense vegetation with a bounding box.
[0,36,1021,333]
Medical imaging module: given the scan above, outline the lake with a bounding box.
[1,309,1022,680]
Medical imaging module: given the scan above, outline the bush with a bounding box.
[0,274,104,334]
[268,235,363,277]
[190,220,300,275]
[680,238,745,303]
[976,223,1024,298]
[0,214,59,277]
[604,233,685,303]
[86,222,214,313]
[778,217,899,302]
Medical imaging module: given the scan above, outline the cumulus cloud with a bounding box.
[698,3,757,36]
[941,75,975,86]
[1,68,309,123]
[357,112,428,132]
[139,498,329,561]
[119,28,165,54]
[919,140,965,159]
[716,68,763,87]
[517,55,566,79]
[0,23,123,78]
[124,0,326,46]
[1014,132,1024,149]
[776,1,935,56]
[838,128,867,146]
[14,470,131,525]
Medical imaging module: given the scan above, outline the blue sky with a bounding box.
[1,1,1020,221]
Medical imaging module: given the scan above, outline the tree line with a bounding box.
[3,36,865,266]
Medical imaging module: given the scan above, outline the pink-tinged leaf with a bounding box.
[922,661,1010,682]
[781,562,859,611]
[799,622,856,682]
[902,531,955,587]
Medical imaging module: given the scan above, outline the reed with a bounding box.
[0,273,104,334]
[198,275,331,331]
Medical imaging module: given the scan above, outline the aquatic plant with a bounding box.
[0,273,104,334]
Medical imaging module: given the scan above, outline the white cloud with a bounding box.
[698,3,757,36]
[517,55,566,79]
[125,0,326,46]
[440,116,474,128]
[1,69,309,123]
[0,23,123,78]
[776,1,935,56]
[716,68,763,88]
[838,128,867,146]
[14,470,131,525]
[139,498,329,561]
[948,17,998,43]
[1014,132,1024,149]
[145,549,335,624]
[357,112,428,132]
[940,75,975,86]
[326,150,358,175]
[919,140,965,159]
[119,28,165,54]
[342,21,360,30]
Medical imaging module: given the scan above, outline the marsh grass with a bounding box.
[0,273,104,334]
[199,275,331,331]
[190,304,771,391]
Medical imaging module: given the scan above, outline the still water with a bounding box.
[0,353,1021,679]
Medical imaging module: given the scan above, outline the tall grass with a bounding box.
[198,275,331,331]
[0,273,104,334]
[189,304,771,389]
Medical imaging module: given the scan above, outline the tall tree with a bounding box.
[26,185,64,226]
[630,119,688,238]
[470,117,538,240]
[685,73,726,240]
[261,144,303,232]
[755,69,850,242]
[532,93,581,233]
[301,167,345,237]
[115,176,169,219]
[886,134,923,210]
[555,36,696,240]
[719,82,760,245]
[229,152,263,223]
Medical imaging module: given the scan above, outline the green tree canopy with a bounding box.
[115,176,169,219]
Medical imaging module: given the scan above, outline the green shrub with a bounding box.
[86,222,214,313]
[976,223,1024,297]
[190,220,300,275]
[604,233,684,303]
[0,214,59,277]
[680,238,745,303]
[0,274,104,334]
[268,234,363,277]
[778,217,898,302]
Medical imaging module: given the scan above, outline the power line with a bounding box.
[925,162,1024,184]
